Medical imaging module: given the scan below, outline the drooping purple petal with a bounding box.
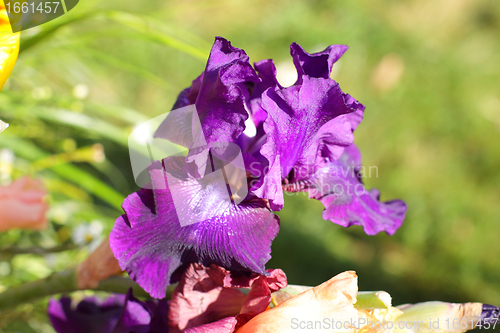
[286,144,406,235]
[290,42,348,85]
[110,159,280,299]
[254,76,363,209]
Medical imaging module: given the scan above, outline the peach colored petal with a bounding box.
[76,237,123,289]
[0,176,48,232]
[237,271,359,333]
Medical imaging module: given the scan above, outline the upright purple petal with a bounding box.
[110,159,280,299]
[155,37,259,148]
[248,59,281,127]
[255,76,362,209]
[290,42,348,85]
[194,37,259,145]
[253,60,281,96]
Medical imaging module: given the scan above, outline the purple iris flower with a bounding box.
[110,37,406,299]
[248,43,406,234]
[111,38,280,299]
[47,290,168,333]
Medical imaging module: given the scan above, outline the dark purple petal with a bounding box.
[113,290,151,333]
[254,76,363,208]
[145,299,170,333]
[155,37,259,149]
[290,42,348,85]
[48,292,151,333]
[480,304,500,325]
[110,160,280,299]
[248,59,281,127]
[254,60,281,94]
[288,144,406,235]
[48,296,123,333]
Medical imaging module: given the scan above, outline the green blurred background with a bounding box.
[1,0,500,331]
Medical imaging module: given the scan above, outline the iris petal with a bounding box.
[255,76,363,209]
[298,144,407,235]
[184,317,238,333]
[47,292,151,333]
[110,160,280,299]
[290,42,348,84]
[168,263,287,331]
[155,37,259,148]
[249,59,281,127]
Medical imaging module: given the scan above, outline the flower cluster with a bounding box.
[46,37,500,333]
[48,268,499,333]
[109,37,407,299]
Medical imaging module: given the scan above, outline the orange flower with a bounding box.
[237,271,359,333]
[0,176,49,232]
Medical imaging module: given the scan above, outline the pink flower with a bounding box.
[0,176,49,232]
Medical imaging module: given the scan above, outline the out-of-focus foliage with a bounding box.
[0,0,499,331]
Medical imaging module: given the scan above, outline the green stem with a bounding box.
[0,269,76,311]
[94,276,176,300]
[0,268,176,311]
[0,268,394,313]
[0,244,79,255]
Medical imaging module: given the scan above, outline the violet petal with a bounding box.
[110,160,280,299]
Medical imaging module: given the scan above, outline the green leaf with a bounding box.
[19,13,94,54]
[81,47,174,90]
[103,11,208,61]
[27,107,130,146]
